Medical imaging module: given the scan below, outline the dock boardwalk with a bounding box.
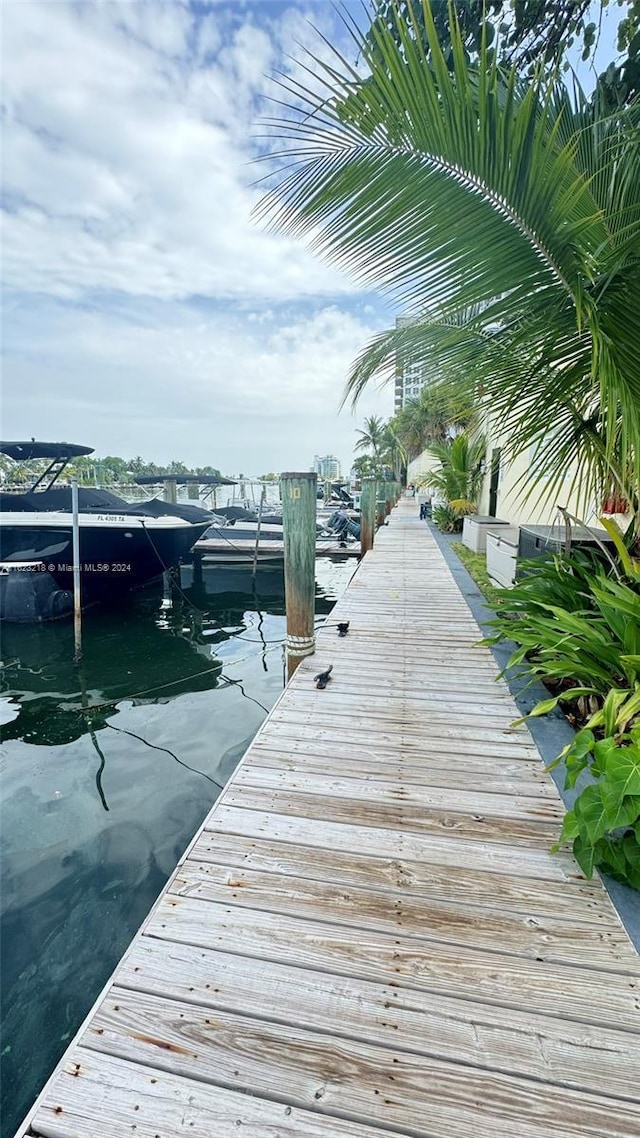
[18,502,640,1138]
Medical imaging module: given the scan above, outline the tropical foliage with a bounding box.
[368,0,640,105]
[423,432,485,512]
[432,501,464,532]
[353,415,406,479]
[0,453,221,487]
[486,532,640,889]
[391,384,474,459]
[259,0,640,532]
[552,727,640,888]
[354,415,388,462]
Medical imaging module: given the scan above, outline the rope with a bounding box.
[286,633,316,659]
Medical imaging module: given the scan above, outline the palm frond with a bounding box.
[259,0,640,525]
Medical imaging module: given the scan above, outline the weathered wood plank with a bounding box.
[205,804,581,879]
[267,708,539,747]
[255,719,543,758]
[191,831,612,919]
[168,861,637,969]
[221,786,562,848]
[29,1051,405,1138]
[260,717,542,757]
[284,687,523,714]
[149,896,640,1031]
[118,937,640,1101]
[233,768,564,820]
[82,988,640,1138]
[244,746,556,795]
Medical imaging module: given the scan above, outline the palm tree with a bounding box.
[426,433,486,512]
[354,415,388,462]
[259,1,640,527]
[380,422,407,481]
[393,386,474,458]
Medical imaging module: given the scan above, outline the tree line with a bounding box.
[0,453,221,487]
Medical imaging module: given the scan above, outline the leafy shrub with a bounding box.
[486,533,640,890]
[552,727,640,889]
[432,503,464,532]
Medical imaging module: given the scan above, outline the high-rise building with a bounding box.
[313,454,342,480]
[394,316,429,410]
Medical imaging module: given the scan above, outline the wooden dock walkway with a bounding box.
[18,501,640,1137]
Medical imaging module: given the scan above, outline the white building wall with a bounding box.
[476,413,599,527]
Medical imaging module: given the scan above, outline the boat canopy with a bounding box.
[0,441,94,461]
[134,474,236,486]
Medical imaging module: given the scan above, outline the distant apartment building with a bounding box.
[313,454,342,481]
[394,316,429,410]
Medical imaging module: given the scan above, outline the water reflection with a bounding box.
[0,555,354,1135]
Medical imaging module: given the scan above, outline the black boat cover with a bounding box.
[0,486,212,523]
[1,441,94,460]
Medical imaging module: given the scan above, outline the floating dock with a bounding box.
[17,501,640,1137]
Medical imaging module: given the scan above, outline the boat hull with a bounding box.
[0,513,209,604]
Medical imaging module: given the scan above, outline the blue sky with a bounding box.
[1,1,621,476]
[1,0,392,476]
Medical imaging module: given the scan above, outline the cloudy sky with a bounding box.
[2,0,394,477]
[1,1,621,478]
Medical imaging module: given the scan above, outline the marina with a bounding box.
[13,500,640,1137]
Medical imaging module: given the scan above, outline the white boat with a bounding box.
[194,511,360,565]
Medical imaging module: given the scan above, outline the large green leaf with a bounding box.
[573,783,610,844]
[602,743,640,799]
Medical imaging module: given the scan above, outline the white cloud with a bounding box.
[1,1,393,474]
[1,0,358,302]
[2,297,392,474]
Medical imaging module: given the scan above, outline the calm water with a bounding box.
[0,556,355,1135]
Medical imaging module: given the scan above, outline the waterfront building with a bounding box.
[313,454,342,481]
[394,316,430,410]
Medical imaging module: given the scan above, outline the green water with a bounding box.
[0,557,354,1135]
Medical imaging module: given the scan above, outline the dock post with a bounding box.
[252,487,266,578]
[360,478,376,556]
[280,471,317,681]
[163,478,177,505]
[71,477,82,662]
[375,482,386,528]
[384,483,393,516]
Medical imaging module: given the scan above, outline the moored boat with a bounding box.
[0,441,215,618]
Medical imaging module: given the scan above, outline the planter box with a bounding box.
[486,527,520,588]
[462,515,509,554]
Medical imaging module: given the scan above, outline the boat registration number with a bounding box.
[95,514,128,522]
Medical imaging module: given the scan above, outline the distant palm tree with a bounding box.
[354,415,388,462]
[260,0,640,527]
[381,423,407,481]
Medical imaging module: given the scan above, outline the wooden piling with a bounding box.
[71,477,82,662]
[163,478,177,505]
[360,478,376,556]
[375,482,386,528]
[384,484,393,517]
[280,472,317,681]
